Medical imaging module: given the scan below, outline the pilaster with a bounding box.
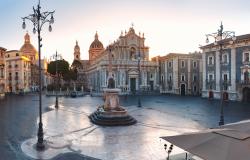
[231,47,236,92]
[173,58,178,92]
[215,51,220,91]
[202,53,206,91]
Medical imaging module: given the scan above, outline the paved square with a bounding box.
[21,95,207,160]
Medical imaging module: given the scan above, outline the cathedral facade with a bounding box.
[72,26,159,94]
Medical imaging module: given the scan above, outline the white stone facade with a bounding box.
[74,27,159,94]
[5,50,31,93]
[0,47,6,97]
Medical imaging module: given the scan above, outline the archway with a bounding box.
[130,78,136,94]
[242,87,250,103]
[180,84,185,96]
[223,92,229,101]
[209,91,214,99]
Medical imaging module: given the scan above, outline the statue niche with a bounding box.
[108,77,115,88]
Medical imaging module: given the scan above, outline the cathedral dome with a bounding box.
[89,32,104,49]
[20,33,37,55]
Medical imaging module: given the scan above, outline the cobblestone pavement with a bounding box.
[1,94,250,159]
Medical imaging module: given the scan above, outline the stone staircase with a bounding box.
[89,111,137,126]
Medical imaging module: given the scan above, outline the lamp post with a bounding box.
[137,44,142,107]
[22,0,55,150]
[164,144,174,160]
[206,22,236,126]
[50,51,62,109]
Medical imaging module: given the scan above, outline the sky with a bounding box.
[1,0,250,63]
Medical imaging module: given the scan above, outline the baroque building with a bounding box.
[201,34,250,102]
[71,41,89,90]
[155,52,202,96]
[0,47,6,97]
[20,33,39,90]
[74,26,159,94]
[5,50,31,93]
[20,33,38,63]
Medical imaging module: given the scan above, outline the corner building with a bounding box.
[201,34,250,102]
[156,52,202,96]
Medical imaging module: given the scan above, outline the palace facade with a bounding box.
[155,52,202,96]
[20,33,40,90]
[72,26,159,94]
[201,34,250,102]
[0,47,6,97]
[5,50,31,93]
[1,33,51,94]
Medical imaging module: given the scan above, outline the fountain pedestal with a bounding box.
[89,88,136,126]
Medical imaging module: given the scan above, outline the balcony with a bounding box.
[99,60,158,67]
[167,80,173,85]
[206,79,215,84]
[221,80,231,86]
[240,80,250,85]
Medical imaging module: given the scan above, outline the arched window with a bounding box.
[222,54,228,64]
[244,53,249,62]
[193,86,197,92]
[193,61,197,68]
[181,74,185,81]
[168,61,172,68]
[193,75,197,82]
[208,56,214,65]
[181,60,185,68]
[161,75,164,84]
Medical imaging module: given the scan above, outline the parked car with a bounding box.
[70,91,77,98]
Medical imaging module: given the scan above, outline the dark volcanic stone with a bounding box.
[89,111,137,126]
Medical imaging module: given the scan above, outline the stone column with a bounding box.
[231,48,236,92]
[163,60,166,91]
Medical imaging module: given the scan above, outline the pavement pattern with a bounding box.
[1,94,250,159]
[21,96,205,160]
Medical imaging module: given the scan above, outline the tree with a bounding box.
[47,59,69,79]
[63,68,77,82]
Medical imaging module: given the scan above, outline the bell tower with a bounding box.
[74,40,80,60]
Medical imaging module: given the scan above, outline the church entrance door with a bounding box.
[130,78,136,94]
[150,81,154,91]
[181,84,186,96]
[242,87,250,103]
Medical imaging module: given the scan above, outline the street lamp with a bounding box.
[164,144,174,160]
[205,22,236,126]
[50,51,62,109]
[137,44,142,107]
[22,0,55,150]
